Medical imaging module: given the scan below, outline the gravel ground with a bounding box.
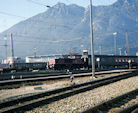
[0,72,125,102]
[25,76,138,113]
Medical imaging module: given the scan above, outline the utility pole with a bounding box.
[4,37,8,59]
[118,48,122,56]
[99,45,102,55]
[90,0,96,78]
[113,32,117,55]
[34,48,36,57]
[10,33,14,64]
[126,32,130,56]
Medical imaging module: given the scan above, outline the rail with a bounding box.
[0,69,136,86]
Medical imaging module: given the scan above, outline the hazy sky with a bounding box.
[0,0,117,33]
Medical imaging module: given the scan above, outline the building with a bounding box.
[25,54,64,63]
[2,57,25,64]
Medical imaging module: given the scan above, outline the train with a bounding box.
[0,62,47,73]
[0,53,138,73]
[48,55,138,70]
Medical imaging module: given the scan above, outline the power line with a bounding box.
[1,39,137,48]
[27,0,50,7]
[0,11,26,19]
[0,33,82,42]
[0,19,77,34]
[13,37,82,43]
[1,30,137,39]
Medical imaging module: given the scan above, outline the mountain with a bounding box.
[0,0,137,60]
[68,0,138,53]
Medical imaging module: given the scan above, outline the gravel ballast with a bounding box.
[25,76,138,113]
[0,73,126,102]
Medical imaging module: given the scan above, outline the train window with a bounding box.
[122,59,125,62]
[126,59,128,62]
[132,59,134,62]
[115,59,118,62]
[119,59,121,62]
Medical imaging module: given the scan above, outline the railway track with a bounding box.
[0,71,137,113]
[0,69,94,80]
[117,103,138,113]
[82,89,138,113]
[0,69,136,86]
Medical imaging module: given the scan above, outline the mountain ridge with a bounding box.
[0,0,137,59]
